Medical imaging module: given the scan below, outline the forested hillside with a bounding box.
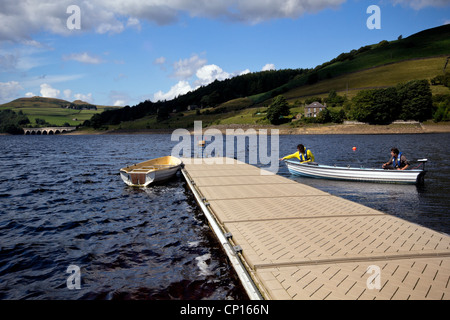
[82,24,450,129]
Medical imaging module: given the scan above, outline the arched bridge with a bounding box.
[23,127,77,135]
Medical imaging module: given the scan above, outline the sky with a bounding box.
[0,0,449,106]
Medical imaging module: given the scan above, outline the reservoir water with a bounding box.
[0,133,449,299]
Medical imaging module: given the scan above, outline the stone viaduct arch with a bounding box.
[23,127,77,135]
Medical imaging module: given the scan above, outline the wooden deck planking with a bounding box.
[181,158,450,300]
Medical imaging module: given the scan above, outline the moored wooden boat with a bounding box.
[284,159,427,185]
[120,156,183,187]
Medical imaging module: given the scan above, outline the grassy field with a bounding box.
[274,56,449,104]
[248,25,450,105]
[0,97,120,126]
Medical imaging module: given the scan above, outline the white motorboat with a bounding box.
[284,159,427,185]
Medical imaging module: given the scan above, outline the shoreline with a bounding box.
[69,122,450,135]
[3,122,448,136]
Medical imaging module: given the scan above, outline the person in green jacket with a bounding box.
[280,144,315,163]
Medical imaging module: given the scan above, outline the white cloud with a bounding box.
[63,52,104,64]
[390,0,450,10]
[172,54,208,80]
[227,0,346,23]
[21,39,45,48]
[262,63,276,71]
[153,80,193,101]
[154,56,167,70]
[0,0,348,42]
[154,56,167,65]
[195,64,231,86]
[154,53,252,101]
[126,17,141,30]
[0,81,23,103]
[51,89,94,103]
[63,89,72,100]
[114,100,126,107]
[108,90,131,106]
[96,22,125,35]
[25,92,35,97]
[74,93,93,103]
[40,83,60,98]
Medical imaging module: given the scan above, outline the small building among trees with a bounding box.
[304,102,326,118]
[187,105,199,111]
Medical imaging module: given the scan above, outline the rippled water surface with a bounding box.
[0,135,247,300]
[0,133,449,300]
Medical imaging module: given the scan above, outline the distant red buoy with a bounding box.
[352,147,357,151]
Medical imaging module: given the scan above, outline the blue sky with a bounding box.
[0,0,449,106]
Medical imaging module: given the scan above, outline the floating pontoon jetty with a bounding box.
[181,158,450,300]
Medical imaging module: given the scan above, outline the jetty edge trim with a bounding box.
[181,168,264,300]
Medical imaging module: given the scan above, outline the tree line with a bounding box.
[266,79,446,125]
[349,79,433,124]
[85,69,309,128]
[0,110,30,134]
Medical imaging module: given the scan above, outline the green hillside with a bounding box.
[92,24,449,131]
[0,97,121,127]
[282,56,449,103]
[250,24,450,105]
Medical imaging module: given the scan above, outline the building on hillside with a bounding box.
[304,102,326,118]
[187,105,199,111]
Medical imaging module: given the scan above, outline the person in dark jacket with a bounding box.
[382,148,410,170]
